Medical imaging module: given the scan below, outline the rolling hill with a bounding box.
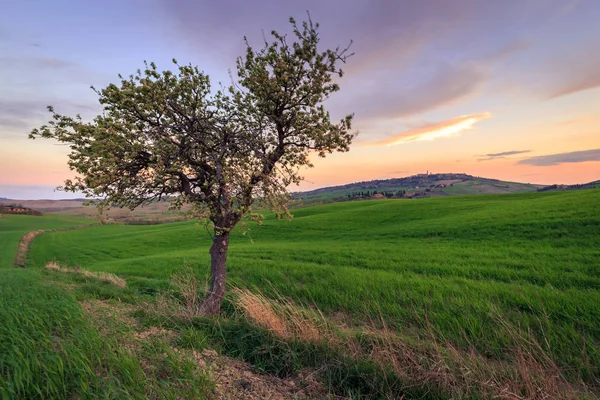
[293,172,544,204]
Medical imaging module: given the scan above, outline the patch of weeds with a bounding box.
[176,327,209,352]
[73,281,143,304]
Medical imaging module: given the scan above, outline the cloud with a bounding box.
[487,150,531,157]
[0,98,100,134]
[548,73,600,99]
[477,150,531,161]
[0,56,72,69]
[354,63,489,121]
[368,112,491,146]
[333,37,529,122]
[0,56,97,83]
[160,1,535,121]
[544,44,600,99]
[0,99,49,131]
[516,149,600,166]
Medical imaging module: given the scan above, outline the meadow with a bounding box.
[25,190,600,396]
[3,190,599,398]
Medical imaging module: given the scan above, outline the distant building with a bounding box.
[0,204,43,216]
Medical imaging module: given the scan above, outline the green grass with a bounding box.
[28,189,600,386]
[0,269,144,399]
[0,214,213,399]
[0,213,92,269]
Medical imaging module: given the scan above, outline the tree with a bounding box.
[29,17,354,315]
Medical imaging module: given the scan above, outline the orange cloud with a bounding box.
[368,112,492,146]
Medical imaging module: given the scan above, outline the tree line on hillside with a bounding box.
[537,181,600,192]
[346,190,405,199]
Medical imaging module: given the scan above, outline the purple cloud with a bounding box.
[516,149,600,166]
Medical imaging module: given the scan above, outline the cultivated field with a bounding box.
[2,190,599,398]
[0,199,188,223]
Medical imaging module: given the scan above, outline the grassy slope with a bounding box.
[0,269,148,399]
[0,214,92,269]
[29,190,600,382]
[1,214,213,399]
[0,214,137,398]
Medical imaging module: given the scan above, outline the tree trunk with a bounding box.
[199,230,230,316]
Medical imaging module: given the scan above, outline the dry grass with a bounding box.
[44,261,127,288]
[158,271,596,399]
[227,287,595,399]
[351,311,592,400]
[233,287,291,339]
[170,266,203,317]
[144,267,208,321]
[166,270,326,342]
[232,287,330,343]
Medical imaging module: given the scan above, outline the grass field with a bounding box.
[26,190,600,394]
[0,214,92,269]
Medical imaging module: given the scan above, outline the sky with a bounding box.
[1,0,599,199]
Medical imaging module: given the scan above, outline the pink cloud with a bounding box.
[366,112,492,146]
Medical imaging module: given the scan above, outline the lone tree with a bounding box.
[30,17,354,315]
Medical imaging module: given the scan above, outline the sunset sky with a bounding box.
[1,0,599,199]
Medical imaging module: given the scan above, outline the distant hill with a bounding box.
[293,173,544,205]
[537,180,600,192]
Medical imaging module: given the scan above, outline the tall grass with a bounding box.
[0,269,215,399]
[0,270,143,399]
[133,268,596,398]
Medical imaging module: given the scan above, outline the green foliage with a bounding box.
[29,190,600,383]
[29,17,353,229]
